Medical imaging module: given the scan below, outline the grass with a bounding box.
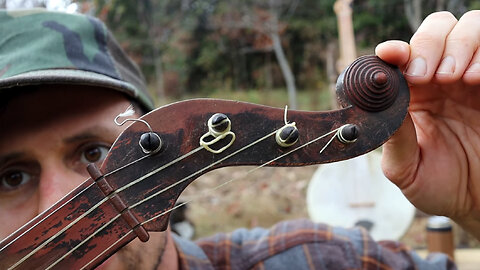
[153,87,335,112]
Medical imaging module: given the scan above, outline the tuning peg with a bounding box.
[139,132,162,154]
[276,123,299,147]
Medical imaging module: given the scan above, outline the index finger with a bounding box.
[405,12,458,84]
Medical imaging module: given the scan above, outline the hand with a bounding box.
[376,11,480,239]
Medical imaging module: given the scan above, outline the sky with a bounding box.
[5,0,78,12]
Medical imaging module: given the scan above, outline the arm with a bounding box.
[377,10,480,240]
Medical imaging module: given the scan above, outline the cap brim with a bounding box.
[0,69,154,110]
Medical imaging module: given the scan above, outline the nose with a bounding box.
[37,163,85,213]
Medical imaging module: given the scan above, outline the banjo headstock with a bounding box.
[97,55,409,236]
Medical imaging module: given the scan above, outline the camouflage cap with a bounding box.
[0,8,154,111]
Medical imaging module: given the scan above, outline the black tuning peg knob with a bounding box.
[139,132,162,154]
[276,124,299,147]
[210,113,230,134]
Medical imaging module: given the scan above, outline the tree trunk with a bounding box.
[404,0,422,32]
[142,0,166,102]
[436,0,446,11]
[268,0,297,109]
[326,41,339,109]
[447,0,467,17]
[334,0,356,72]
[265,53,273,89]
[270,32,297,109]
[151,46,165,101]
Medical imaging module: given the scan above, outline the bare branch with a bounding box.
[285,0,300,18]
[271,31,297,109]
[404,0,422,32]
[435,0,446,11]
[447,0,467,17]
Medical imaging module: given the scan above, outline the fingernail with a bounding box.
[406,57,427,77]
[436,56,455,74]
[466,62,480,73]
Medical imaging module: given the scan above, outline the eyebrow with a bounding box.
[63,126,119,144]
[0,126,119,166]
[0,152,25,167]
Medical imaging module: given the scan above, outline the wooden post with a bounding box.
[334,0,357,72]
[329,0,357,109]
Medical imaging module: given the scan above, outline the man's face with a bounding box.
[0,86,168,269]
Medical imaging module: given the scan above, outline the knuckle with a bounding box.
[447,35,473,47]
[460,10,480,21]
[425,11,457,22]
[410,12,458,45]
[410,32,440,46]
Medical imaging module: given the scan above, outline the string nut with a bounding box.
[276,123,299,147]
[139,132,162,154]
[338,124,358,144]
[210,113,230,133]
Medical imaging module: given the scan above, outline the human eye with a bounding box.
[0,170,32,192]
[79,143,110,165]
[0,164,39,195]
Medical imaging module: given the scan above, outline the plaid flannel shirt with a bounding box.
[173,219,456,270]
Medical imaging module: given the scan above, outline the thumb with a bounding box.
[377,40,419,188]
[375,40,411,70]
[381,113,420,189]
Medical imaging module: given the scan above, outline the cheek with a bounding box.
[112,233,168,270]
[0,192,39,239]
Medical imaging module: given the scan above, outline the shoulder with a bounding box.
[176,219,455,270]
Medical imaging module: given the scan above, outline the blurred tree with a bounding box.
[267,0,299,109]
[445,0,468,16]
[403,0,468,32]
[80,0,219,100]
[70,0,477,103]
[86,0,166,99]
[434,0,468,16]
[193,0,340,107]
[353,0,410,46]
[404,0,422,31]
[208,0,300,108]
[4,0,479,106]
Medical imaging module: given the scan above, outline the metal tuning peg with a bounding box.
[337,124,358,144]
[275,106,299,148]
[139,132,162,154]
[276,123,299,147]
[200,113,236,154]
[115,105,162,155]
[208,113,231,136]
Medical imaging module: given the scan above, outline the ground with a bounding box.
[179,165,480,249]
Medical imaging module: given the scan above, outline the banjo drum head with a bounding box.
[306,151,415,241]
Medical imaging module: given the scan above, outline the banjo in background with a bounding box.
[307,151,415,241]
